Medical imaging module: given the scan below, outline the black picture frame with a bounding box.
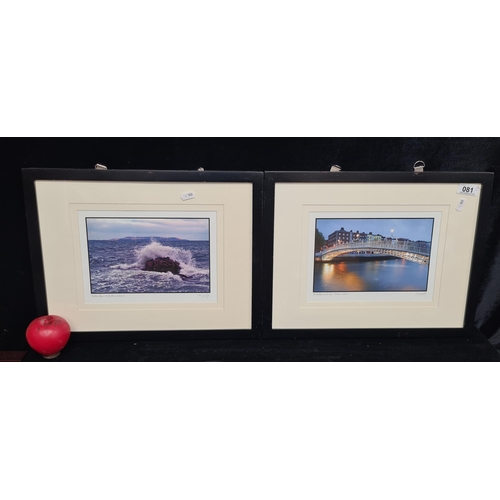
[264,171,494,339]
[23,168,263,341]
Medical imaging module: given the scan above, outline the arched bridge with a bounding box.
[315,240,430,265]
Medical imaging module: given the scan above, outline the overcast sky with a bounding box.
[86,218,210,240]
[316,218,434,241]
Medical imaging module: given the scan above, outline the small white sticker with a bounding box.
[457,184,480,196]
[180,191,195,201]
[456,199,465,212]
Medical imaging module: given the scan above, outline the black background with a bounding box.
[2,137,500,351]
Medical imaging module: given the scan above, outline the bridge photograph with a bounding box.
[313,218,434,293]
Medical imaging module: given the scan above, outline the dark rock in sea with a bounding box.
[143,257,181,274]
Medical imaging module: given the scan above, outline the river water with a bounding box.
[313,256,429,292]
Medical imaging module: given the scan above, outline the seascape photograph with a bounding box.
[313,218,434,293]
[85,217,211,294]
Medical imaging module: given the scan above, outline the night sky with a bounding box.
[316,218,434,242]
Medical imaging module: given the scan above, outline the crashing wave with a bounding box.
[110,241,209,277]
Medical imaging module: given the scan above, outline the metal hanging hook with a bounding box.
[413,161,425,172]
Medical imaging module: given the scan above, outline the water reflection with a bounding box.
[313,257,429,292]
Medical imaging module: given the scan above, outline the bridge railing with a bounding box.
[317,240,430,256]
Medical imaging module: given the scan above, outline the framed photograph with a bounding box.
[265,171,493,337]
[23,169,263,339]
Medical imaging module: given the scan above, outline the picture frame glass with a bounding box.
[29,176,256,333]
[271,180,485,330]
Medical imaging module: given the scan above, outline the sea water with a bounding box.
[87,238,210,294]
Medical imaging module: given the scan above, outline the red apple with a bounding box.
[25,315,71,359]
